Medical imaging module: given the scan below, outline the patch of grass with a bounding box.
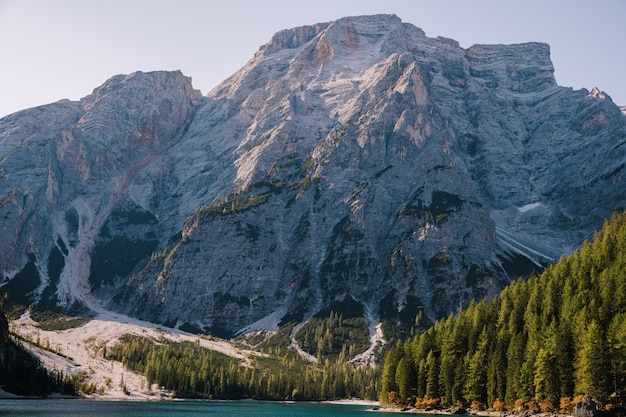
[30,308,90,331]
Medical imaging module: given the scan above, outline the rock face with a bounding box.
[573,397,600,417]
[1,15,625,338]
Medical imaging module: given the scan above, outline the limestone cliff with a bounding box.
[1,15,625,339]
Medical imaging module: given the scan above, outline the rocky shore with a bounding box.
[376,397,622,417]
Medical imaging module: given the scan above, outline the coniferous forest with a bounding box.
[108,212,626,407]
[380,212,626,412]
[107,323,380,400]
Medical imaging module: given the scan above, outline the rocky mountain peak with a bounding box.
[465,42,556,94]
[263,22,329,53]
[78,70,202,144]
[1,15,625,345]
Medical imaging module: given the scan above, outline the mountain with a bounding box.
[1,14,625,341]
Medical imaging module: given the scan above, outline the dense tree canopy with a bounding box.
[380,212,626,411]
[108,321,380,401]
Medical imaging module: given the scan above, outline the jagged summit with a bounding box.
[1,15,625,346]
[214,15,555,101]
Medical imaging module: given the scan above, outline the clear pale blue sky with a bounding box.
[0,0,624,119]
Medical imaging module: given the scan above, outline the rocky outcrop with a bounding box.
[1,15,625,339]
[573,397,600,417]
[0,70,201,313]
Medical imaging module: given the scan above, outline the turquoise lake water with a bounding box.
[0,400,391,416]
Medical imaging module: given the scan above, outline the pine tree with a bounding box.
[396,357,415,401]
[533,323,560,410]
[575,321,611,405]
[556,323,575,399]
[607,313,626,402]
[425,350,439,399]
[534,347,559,410]
[464,327,489,404]
[487,335,507,407]
[417,358,427,398]
[380,342,404,403]
[438,316,466,404]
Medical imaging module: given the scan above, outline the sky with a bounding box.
[0,0,624,119]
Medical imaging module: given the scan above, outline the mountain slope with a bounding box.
[380,211,626,409]
[1,15,625,344]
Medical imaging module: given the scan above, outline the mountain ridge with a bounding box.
[1,14,625,345]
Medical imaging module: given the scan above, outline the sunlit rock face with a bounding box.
[1,14,625,337]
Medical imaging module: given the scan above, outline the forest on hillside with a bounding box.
[380,212,626,412]
[107,323,380,400]
[5,210,626,404]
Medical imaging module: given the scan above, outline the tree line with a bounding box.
[380,212,626,412]
[108,323,380,400]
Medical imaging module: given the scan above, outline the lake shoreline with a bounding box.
[374,406,573,417]
[0,389,380,406]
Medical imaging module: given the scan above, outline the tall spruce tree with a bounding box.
[464,327,489,404]
[396,356,415,401]
[575,320,611,405]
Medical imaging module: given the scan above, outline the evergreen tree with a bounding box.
[607,313,626,403]
[416,358,427,399]
[555,324,575,399]
[395,357,415,401]
[425,350,439,399]
[379,211,626,410]
[575,321,611,405]
[380,342,404,403]
[534,347,559,410]
[464,327,489,404]
[487,335,507,407]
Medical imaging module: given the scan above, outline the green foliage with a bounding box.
[380,341,404,404]
[0,291,85,397]
[30,307,90,331]
[0,334,53,396]
[396,356,416,400]
[379,212,626,409]
[575,321,612,404]
[463,327,489,403]
[424,350,439,399]
[48,370,97,396]
[189,180,285,225]
[108,332,380,401]
[295,311,369,361]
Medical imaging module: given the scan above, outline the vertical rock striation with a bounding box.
[0,15,625,340]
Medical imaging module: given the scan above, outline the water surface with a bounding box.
[0,399,385,417]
